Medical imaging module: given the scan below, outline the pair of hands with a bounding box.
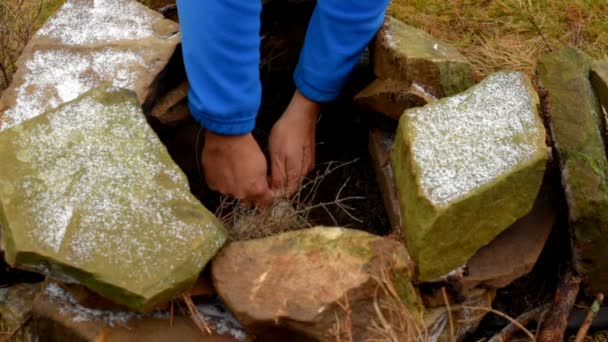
[202,90,320,207]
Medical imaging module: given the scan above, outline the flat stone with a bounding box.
[354,79,435,120]
[456,173,557,293]
[391,71,548,281]
[538,47,608,295]
[373,16,474,98]
[149,81,191,126]
[0,87,227,311]
[32,282,248,342]
[0,0,180,130]
[591,61,608,111]
[211,227,422,341]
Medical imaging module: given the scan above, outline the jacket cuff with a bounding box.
[294,63,341,103]
[189,103,257,135]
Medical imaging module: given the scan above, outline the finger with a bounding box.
[284,160,303,197]
[248,178,274,209]
[270,154,288,195]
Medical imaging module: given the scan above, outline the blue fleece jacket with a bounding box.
[176,0,390,135]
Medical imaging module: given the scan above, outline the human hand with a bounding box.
[202,131,273,207]
[268,90,321,197]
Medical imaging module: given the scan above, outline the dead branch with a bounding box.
[488,303,550,342]
[0,314,31,342]
[537,269,581,342]
[460,306,536,341]
[574,293,604,342]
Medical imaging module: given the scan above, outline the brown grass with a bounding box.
[0,0,64,97]
[216,160,363,241]
[388,0,608,79]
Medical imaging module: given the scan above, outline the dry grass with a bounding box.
[0,0,64,97]
[216,160,363,241]
[389,0,608,78]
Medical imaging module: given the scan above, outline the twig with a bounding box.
[0,315,31,342]
[442,287,455,342]
[538,269,581,342]
[527,16,553,52]
[488,303,550,342]
[181,294,212,335]
[460,306,536,341]
[574,293,604,342]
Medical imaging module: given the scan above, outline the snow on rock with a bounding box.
[391,71,548,281]
[0,87,227,312]
[0,0,180,130]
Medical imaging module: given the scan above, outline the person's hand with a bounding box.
[202,131,273,207]
[269,90,321,197]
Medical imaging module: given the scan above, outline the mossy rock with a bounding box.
[0,87,227,312]
[538,47,608,295]
[373,16,474,98]
[391,71,547,281]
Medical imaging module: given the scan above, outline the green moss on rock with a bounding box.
[391,71,547,281]
[373,16,474,98]
[538,47,608,295]
[0,87,227,312]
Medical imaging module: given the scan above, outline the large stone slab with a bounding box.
[0,0,180,130]
[391,71,548,281]
[0,87,227,311]
[32,282,247,342]
[537,47,608,294]
[373,16,474,98]
[211,227,422,342]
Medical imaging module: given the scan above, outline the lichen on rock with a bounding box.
[391,71,548,281]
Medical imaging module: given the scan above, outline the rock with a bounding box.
[591,61,608,111]
[0,282,41,340]
[354,79,436,119]
[371,127,555,292]
[537,47,608,295]
[368,128,402,232]
[32,282,248,342]
[0,0,180,130]
[0,87,227,311]
[211,227,422,341]
[424,288,496,342]
[391,71,548,281]
[149,81,191,126]
[373,16,474,98]
[455,173,557,293]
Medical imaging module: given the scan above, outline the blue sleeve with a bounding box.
[176,0,261,135]
[294,0,390,102]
